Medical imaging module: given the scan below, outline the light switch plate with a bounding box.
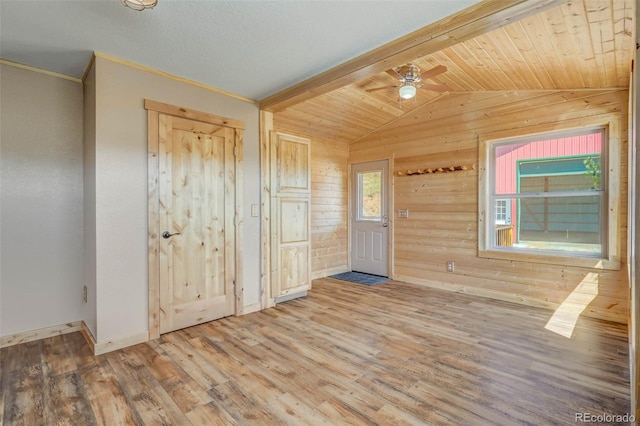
[398,209,409,218]
[251,204,259,217]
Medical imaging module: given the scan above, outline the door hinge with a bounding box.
[234,145,238,157]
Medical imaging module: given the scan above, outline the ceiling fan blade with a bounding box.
[420,65,448,80]
[365,85,399,93]
[385,68,402,79]
[420,83,450,93]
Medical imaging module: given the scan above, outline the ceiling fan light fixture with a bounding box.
[399,82,417,100]
[121,0,157,11]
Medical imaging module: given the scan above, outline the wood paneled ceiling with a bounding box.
[272,0,634,145]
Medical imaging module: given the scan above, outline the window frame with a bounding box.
[356,169,383,222]
[478,114,622,270]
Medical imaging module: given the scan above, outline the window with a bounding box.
[479,115,621,270]
[516,155,603,254]
[357,170,382,221]
[494,199,511,225]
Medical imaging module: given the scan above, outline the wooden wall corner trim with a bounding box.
[0,59,82,83]
[82,52,96,83]
[80,321,96,354]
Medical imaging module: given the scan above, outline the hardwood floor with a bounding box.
[1,278,631,425]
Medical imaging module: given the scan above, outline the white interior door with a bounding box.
[350,160,389,276]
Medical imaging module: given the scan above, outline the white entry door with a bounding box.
[351,160,389,276]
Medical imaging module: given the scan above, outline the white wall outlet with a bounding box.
[398,209,409,218]
[446,261,454,272]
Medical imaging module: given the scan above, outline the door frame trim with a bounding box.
[145,99,244,340]
[260,111,275,310]
[259,113,313,308]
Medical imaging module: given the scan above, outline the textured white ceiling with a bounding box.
[0,0,477,100]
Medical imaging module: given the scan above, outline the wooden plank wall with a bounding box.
[272,121,349,279]
[350,89,629,323]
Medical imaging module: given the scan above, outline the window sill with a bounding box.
[478,249,621,271]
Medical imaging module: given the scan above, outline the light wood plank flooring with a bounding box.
[1,278,631,425]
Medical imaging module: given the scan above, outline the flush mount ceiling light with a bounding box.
[121,0,157,11]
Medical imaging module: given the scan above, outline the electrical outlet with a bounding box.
[398,209,409,218]
[446,261,454,272]
[83,285,87,303]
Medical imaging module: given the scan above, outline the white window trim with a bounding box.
[478,114,622,271]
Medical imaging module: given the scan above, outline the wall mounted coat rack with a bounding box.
[396,164,475,177]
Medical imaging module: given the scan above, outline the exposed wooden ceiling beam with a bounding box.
[259,0,567,112]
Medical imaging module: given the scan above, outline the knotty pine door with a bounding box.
[270,131,312,300]
[158,114,236,333]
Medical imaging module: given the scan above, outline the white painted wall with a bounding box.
[91,57,261,343]
[0,64,84,336]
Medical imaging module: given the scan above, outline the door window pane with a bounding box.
[357,171,382,220]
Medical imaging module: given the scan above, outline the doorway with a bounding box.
[350,160,389,276]
[146,100,243,338]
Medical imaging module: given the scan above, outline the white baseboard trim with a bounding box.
[0,321,83,349]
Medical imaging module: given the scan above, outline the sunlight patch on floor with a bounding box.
[545,272,599,338]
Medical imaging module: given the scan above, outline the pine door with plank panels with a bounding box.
[270,131,311,299]
[159,114,236,333]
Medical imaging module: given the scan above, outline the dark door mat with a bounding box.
[328,271,389,286]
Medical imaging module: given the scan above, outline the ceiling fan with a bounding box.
[366,64,449,100]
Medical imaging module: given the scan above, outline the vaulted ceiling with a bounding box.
[0,0,477,100]
[272,0,635,145]
[2,0,634,147]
